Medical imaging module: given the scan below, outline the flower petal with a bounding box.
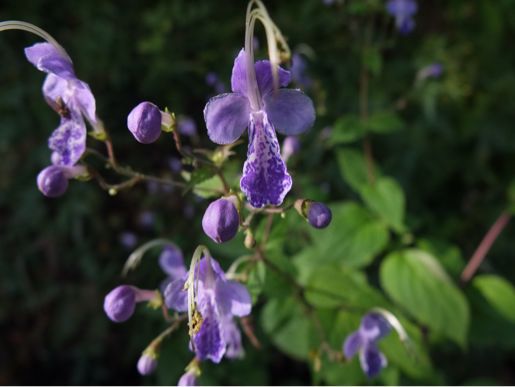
[240,111,292,208]
[204,93,250,144]
[42,73,68,110]
[159,244,186,280]
[73,80,97,124]
[231,49,290,97]
[194,304,226,363]
[25,42,75,80]
[48,115,86,166]
[222,318,245,359]
[360,313,391,342]
[255,60,291,96]
[343,331,363,359]
[163,275,188,312]
[359,344,387,378]
[231,49,248,95]
[264,89,315,136]
[216,280,252,318]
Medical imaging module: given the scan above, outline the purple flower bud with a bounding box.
[202,198,239,243]
[119,231,138,250]
[178,371,197,386]
[37,164,86,198]
[103,285,136,323]
[137,353,158,376]
[307,202,332,229]
[281,136,301,162]
[127,101,162,144]
[177,116,197,137]
[37,166,69,197]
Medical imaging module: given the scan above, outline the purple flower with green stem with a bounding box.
[203,7,315,208]
[343,312,391,378]
[386,0,418,35]
[24,41,99,166]
[164,251,250,363]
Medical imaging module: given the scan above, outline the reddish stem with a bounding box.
[461,211,511,284]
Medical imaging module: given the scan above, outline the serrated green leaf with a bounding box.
[380,249,470,347]
[473,274,515,322]
[360,177,406,233]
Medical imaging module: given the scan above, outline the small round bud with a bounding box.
[307,202,332,229]
[178,371,197,386]
[137,352,158,376]
[244,230,256,249]
[202,198,239,243]
[103,285,136,323]
[127,101,162,144]
[37,166,68,197]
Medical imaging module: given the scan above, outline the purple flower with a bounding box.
[291,53,312,89]
[204,49,315,208]
[119,231,138,250]
[202,198,240,244]
[417,63,443,80]
[127,101,166,144]
[281,136,301,162]
[177,116,197,137]
[307,202,332,229]
[103,285,157,323]
[386,0,418,35]
[25,42,97,167]
[178,370,197,386]
[138,211,156,230]
[343,313,391,378]
[164,256,251,363]
[137,352,158,375]
[168,157,183,173]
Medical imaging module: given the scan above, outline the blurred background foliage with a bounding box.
[1,0,515,385]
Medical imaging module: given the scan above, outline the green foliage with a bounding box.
[380,249,469,347]
[473,275,515,323]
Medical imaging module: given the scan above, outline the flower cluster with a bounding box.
[25,42,97,196]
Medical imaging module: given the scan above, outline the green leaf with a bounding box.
[294,202,389,275]
[473,274,515,322]
[336,149,378,192]
[304,263,388,309]
[366,111,403,134]
[360,177,406,232]
[261,297,315,360]
[193,175,224,198]
[380,249,470,347]
[330,115,364,145]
